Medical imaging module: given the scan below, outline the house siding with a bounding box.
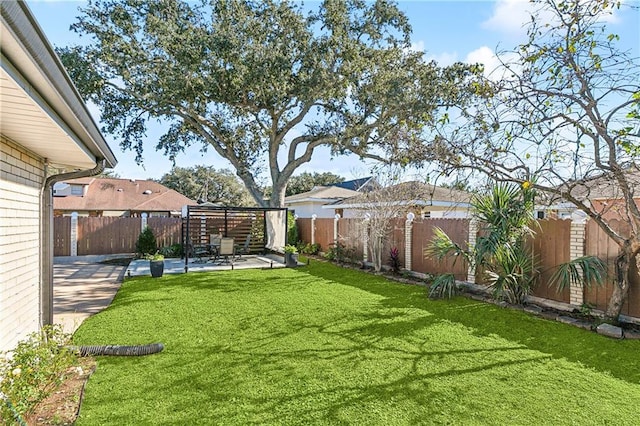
[0,136,44,352]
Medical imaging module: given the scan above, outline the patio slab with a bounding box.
[53,254,289,335]
[126,253,288,277]
[53,257,127,335]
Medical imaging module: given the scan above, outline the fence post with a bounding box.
[405,212,415,271]
[141,212,148,232]
[200,215,207,244]
[467,219,478,283]
[569,216,587,306]
[363,213,370,263]
[70,212,78,257]
[311,214,317,245]
[334,213,340,245]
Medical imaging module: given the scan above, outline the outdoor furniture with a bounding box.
[216,237,235,264]
[208,234,221,262]
[235,234,251,260]
[188,241,210,263]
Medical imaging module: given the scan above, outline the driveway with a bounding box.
[53,255,128,335]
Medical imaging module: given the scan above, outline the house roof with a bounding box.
[329,181,472,208]
[284,185,360,204]
[1,2,116,170]
[331,177,374,191]
[54,178,196,212]
[564,168,640,201]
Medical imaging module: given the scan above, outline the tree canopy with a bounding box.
[420,0,640,320]
[285,172,345,196]
[58,0,481,207]
[158,165,254,206]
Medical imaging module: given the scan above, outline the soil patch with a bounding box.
[24,357,96,425]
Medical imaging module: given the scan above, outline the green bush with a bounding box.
[287,212,299,246]
[135,226,157,257]
[0,325,77,423]
[159,243,183,258]
[324,242,356,264]
[299,243,321,255]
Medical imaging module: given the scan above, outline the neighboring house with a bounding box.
[284,177,374,218]
[535,168,640,221]
[1,2,117,352]
[326,181,473,218]
[53,177,197,217]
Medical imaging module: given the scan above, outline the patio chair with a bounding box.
[209,234,222,262]
[188,241,210,263]
[217,237,235,264]
[234,234,251,260]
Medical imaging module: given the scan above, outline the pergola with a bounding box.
[181,205,288,272]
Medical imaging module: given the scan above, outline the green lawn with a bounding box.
[74,260,640,425]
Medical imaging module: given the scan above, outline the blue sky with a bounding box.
[28,0,640,182]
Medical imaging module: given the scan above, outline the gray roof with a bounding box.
[549,167,640,203]
[285,186,360,203]
[331,181,472,207]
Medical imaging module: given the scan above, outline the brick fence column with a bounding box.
[70,212,78,257]
[405,212,415,271]
[141,212,148,232]
[311,214,317,245]
[467,219,478,283]
[333,214,340,245]
[363,214,370,263]
[569,218,587,306]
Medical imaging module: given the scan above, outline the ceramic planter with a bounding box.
[150,260,164,278]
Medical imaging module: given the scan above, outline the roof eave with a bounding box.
[0,2,117,169]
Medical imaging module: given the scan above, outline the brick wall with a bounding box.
[0,136,45,352]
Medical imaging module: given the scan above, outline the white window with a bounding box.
[70,185,84,196]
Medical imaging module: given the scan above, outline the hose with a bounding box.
[66,343,164,357]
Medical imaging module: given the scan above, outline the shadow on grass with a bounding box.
[75,261,640,425]
[303,260,640,385]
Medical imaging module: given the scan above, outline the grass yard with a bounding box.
[73,260,640,425]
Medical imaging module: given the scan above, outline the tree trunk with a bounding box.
[269,183,286,208]
[605,248,633,321]
[371,236,383,272]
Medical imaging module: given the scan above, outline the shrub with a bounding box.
[287,212,299,246]
[389,247,401,274]
[0,325,77,422]
[135,226,157,257]
[299,243,321,255]
[428,274,458,299]
[324,242,356,264]
[284,244,298,254]
[159,243,183,258]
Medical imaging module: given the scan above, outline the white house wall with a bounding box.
[288,202,339,218]
[0,136,44,352]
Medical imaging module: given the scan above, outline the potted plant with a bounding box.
[146,252,165,278]
[284,245,299,268]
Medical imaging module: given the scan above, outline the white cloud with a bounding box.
[409,40,425,53]
[426,52,458,67]
[465,46,520,81]
[465,46,500,74]
[482,0,531,36]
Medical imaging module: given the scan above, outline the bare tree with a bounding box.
[420,0,640,320]
[345,168,471,272]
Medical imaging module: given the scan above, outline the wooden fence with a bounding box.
[584,219,640,318]
[53,216,182,256]
[297,216,640,318]
[529,220,571,303]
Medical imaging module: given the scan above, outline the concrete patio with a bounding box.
[53,253,289,334]
[126,253,288,277]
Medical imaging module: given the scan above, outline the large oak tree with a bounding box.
[59,0,480,207]
[158,165,254,206]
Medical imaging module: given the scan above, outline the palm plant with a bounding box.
[427,182,606,303]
